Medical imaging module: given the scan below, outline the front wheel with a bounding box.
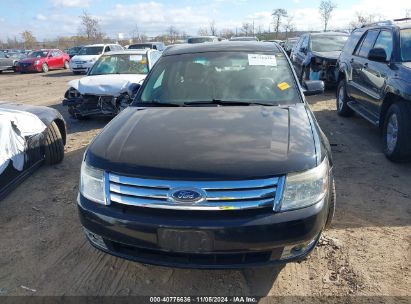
[336,80,354,117]
[42,63,49,73]
[44,121,64,165]
[383,103,411,162]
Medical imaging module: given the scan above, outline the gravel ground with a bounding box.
[0,69,410,300]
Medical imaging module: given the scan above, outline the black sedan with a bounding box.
[77,42,333,268]
[0,102,66,200]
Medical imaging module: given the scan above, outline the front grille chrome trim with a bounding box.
[107,173,282,211]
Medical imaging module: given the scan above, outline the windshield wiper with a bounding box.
[184,99,275,106]
[137,100,182,107]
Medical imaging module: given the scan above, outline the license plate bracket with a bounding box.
[157,229,214,253]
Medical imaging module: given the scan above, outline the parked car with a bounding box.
[70,44,124,74]
[0,102,66,200]
[290,32,349,85]
[187,36,219,44]
[63,49,161,119]
[336,19,411,161]
[0,51,21,72]
[229,36,259,41]
[66,46,83,58]
[16,49,70,73]
[77,41,334,269]
[128,42,165,51]
[284,37,299,56]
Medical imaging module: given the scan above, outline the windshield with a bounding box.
[230,37,258,41]
[136,51,300,106]
[89,53,149,75]
[188,37,214,44]
[400,29,411,62]
[78,46,104,55]
[311,35,348,52]
[129,44,152,49]
[29,51,48,58]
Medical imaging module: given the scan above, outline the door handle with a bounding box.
[363,62,368,68]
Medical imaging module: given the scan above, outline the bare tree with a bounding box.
[348,12,385,31]
[209,20,218,36]
[241,22,253,36]
[272,9,288,39]
[319,0,337,31]
[220,28,235,39]
[283,15,295,38]
[21,30,37,49]
[167,26,179,44]
[79,10,104,42]
[406,9,411,18]
[198,27,209,36]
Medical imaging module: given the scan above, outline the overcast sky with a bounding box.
[0,0,410,41]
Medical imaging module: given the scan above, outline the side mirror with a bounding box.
[5,54,10,58]
[303,80,324,96]
[368,48,387,62]
[300,47,307,54]
[128,83,141,97]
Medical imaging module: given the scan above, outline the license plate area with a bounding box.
[157,229,214,253]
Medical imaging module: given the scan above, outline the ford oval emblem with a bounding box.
[169,188,206,204]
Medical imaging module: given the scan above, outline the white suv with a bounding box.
[70,44,123,74]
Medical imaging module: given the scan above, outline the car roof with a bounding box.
[83,44,119,47]
[309,31,349,36]
[163,41,280,56]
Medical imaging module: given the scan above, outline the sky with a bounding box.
[0,0,410,41]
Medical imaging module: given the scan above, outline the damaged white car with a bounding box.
[63,50,161,119]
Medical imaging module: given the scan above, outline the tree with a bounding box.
[220,28,235,39]
[272,9,288,39]
[241,22,253,36]
[406,9,411,18]
[79,10,104,42]
[209,20,218,36]
[319,0,337,31]
[21,30,37,49]
[348,12,385,32]
[198,27,209,36]
[283,15,295,38]
[167,26,179,44]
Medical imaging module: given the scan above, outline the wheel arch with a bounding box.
[53,118,67,145]
[379,93,404,129]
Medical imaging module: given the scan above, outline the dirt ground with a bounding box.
[0,69,410,300]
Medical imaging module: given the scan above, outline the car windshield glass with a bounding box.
[29,51,48,58]
[89,53,149,75]
[188,37,214,43]
[311,35,348,52]
[400,29,411,62]
[78,46,104,55]
[129,44,152,49]
[136,51,300,106]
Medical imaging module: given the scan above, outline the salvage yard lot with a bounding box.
[0,70,410,297]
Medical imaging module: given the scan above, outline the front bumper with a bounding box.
[16,64,41,72]
[78,194,328,268]
[70,62,94,73]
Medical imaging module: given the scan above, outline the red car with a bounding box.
[17,49,70,73]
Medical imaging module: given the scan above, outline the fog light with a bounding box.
[280,237,318,260]
[84,228,107,250]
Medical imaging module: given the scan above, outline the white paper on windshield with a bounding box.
[130,55,143,62]
[0,108,46,175]
[248,54,277,66]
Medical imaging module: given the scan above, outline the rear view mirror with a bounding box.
[368,48,387,62]
[303,80,324,96]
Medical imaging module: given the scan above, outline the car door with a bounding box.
[361,30,394,114]
[348,30,379,105]
[293,35,309,78]
[55,50,65,68]
[47,51,59,69]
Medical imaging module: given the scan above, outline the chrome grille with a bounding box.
[74,61,87,64]
[106,173,285,211]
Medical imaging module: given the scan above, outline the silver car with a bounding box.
[0,51,21,73]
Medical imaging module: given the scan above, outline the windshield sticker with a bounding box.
[130,55,143,62]
[277,82,290,91]
[248,54,277,66]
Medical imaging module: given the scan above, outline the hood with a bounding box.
[19,57,41,63]
[87,104,318,180]
[311,51,341,60]
[71,55,99,61]
[69,74,146,96]
[401,62,411,70]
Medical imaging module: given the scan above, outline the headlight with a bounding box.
[88,58,96,63]
[80,162,106,204]
[34,60,39,65]
[281,157,329,211]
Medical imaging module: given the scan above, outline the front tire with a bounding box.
[383,103,411,162]
[336,80,354,117]
[42,63,49,73]
[44,121,64,165]
[325,177,336,229]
